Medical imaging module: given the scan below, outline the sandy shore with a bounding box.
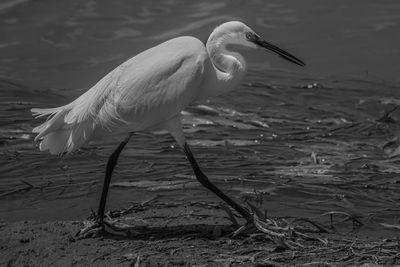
[2,201,399,266]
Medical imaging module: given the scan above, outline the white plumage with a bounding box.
[32,21,304,155]
[32,37,208,154]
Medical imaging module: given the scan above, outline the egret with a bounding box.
[31,21,305,236]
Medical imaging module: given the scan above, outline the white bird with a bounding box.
[32,21,305,235]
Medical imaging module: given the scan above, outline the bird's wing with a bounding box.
[65,37,209,133]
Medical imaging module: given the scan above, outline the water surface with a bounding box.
[0,0,399,236]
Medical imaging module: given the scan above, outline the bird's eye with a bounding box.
[245,32,253,40]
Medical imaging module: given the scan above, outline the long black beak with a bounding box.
[253,36,305,67]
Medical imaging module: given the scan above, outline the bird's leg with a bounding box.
[78,132,135,238]
[183,143,253,223]
[97,132,133,222]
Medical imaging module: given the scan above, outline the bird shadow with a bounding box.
[98,223,237,241]
[84,200,243,240]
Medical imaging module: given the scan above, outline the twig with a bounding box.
[141,195,160,206]
[318,211,363,227]
[20,180,34,188]
[380,223,400,231]
[376,106,398,123]
[293,230,328,246]
[0,185,33,197]
[290,218,330,233]
[247,202,266,220]
[253,218,285,238]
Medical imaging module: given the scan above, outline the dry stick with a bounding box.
[301,261,335,267]
[279,238,302,250]
[247,203,279,227]
[319,211,363,227]
[0,180,34,197]
[232,224,254,237]
[290,218,331,233]
[141,194,160,206]
[254,216,289,234]
[247,202,266,220]
[293,231,328,246]
[223,203,330,247]
[134,255,141,267]
[254,217,319,248]
[325,122,361,135]
[20,180,34,188]
[0,187,30,197]
[376,105,399,122]
[253,218,285,238]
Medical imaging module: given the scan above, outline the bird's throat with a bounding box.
[200,34,247,98]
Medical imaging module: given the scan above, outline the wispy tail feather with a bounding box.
[31,106,69,142]
[31,106,94,155]
[31,107,64,119]
[39,130,70,155]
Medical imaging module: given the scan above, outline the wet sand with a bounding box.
[2,201,400,266]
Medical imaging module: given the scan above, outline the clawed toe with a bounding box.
[76,220,103,238]
[76,219,139,238]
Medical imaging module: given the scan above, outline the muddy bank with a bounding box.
[1,201,399,266]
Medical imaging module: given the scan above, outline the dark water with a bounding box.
[1,0,400,236]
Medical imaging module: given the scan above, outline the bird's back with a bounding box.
[32,36,210,154]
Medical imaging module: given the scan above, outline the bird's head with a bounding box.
[209,21,305,67]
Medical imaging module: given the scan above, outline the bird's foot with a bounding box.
[232,213,329,249]
[76,218,139,239]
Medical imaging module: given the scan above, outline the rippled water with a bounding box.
[1,0,400,236]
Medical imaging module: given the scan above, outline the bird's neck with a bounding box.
[205,36,246,96]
